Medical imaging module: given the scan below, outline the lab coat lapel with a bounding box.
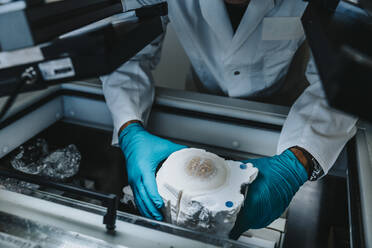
[226,0,275,58]
[199,0,234,46]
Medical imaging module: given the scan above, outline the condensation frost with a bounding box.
[11,139,49,175]
[10,139,81,181]
[0,178,39,193]
[40,145,81,180]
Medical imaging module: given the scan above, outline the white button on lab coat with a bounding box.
[100,0,357,174]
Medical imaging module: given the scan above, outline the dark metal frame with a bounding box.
[0,15,164,96]
[24,0,124,44]
[0,2,168,97]
[302,0,372,122]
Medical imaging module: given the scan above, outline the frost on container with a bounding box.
[9,138,81,181]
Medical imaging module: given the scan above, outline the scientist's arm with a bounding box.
[101,2,186,221]
[101,19,165,145]
[277,54,358,174]
[230,53,358,239]
[102,0,168,144]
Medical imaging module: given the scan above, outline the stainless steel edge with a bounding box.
[355,123,372,248]
[0,188,258,248]
[0,210,127,248]
[155,87,289,126]
[61,83,289,127]
[0,97,63,159]
[148,108,280,157]
[61,83,285,156]
[0,85,60,121]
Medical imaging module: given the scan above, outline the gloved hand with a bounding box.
[229,149,308,239]
[119,123,187,221]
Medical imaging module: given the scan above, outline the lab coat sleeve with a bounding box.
[100,15,168,146]
[277,55,358,174]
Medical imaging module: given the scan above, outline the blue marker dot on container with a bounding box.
[225,201,234,208]
[240,164,247,170]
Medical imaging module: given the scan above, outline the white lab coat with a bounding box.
[101,0,357,174]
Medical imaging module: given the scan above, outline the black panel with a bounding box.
[0,15,164,96]
[302,0,372,122]
[360,0,372,15]
[26,0,123,43]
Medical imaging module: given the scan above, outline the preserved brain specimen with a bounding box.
[186,157,216,178]
[156,148,258,236]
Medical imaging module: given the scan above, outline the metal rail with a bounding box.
[0,169,118,232]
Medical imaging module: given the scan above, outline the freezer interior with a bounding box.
[0,82,368,248]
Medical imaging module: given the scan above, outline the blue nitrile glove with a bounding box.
[119,123,187,220]
[229,149,308,239]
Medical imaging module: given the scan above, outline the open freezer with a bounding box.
[0,81,370,248]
